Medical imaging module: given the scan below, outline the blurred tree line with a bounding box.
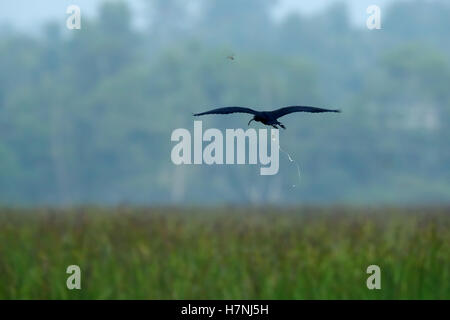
[0,0,449,205]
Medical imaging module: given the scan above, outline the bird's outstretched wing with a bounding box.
[194,107,258,116]
[271,106,340,119]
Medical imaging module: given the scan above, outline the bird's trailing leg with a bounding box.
[271,123,285,129]
[273,121,286,129]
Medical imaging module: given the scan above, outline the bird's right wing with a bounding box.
[271,106,340,119]
[193,107,257,116]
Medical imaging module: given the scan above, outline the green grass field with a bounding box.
[0,207,448,299]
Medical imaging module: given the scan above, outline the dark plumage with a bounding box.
[193,106,340,129]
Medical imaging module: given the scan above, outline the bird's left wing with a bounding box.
[194,107,258,116]
[271,106,340,119]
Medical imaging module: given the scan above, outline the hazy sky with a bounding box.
[0,0,396,31]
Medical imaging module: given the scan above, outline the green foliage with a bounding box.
[1,1,450,204]
[0,207,448,299]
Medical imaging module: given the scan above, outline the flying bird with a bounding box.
[226,54,235,61]
[193,106,340,129]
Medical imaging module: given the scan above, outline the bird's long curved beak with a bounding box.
[248,118,254,126]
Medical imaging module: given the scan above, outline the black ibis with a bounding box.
[193,106,340,129]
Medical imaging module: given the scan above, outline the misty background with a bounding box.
[1,0,449,206]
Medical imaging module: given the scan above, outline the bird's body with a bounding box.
[193,106,340,129]
[253,112,285,128]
